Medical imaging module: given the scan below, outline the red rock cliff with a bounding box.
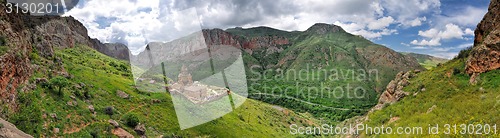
[465,0,500,78]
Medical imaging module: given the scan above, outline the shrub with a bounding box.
[455,46,473,59]
[89,128,99,138]
[0,36,7,46]
[104,106,114,115]
[122,113,139,127]
[238,114,245,121]
[453,67,461,75]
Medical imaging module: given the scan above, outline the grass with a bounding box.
[402,52,449,69]
[9,44,321,137]
[362,58,500,137]
[0,46,8,56]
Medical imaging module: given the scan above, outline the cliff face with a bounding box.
[90,40,130,60]
[0,1,129,111]
[465,0,500,79]
[203,28,291,55]
[0,3,35,111]
[131,28,292,68]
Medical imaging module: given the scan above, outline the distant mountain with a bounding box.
[132,23,424,121]
[0,0,317,137]
[401,52,449,69]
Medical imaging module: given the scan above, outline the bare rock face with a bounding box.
[0,118,33,138]
[108,119,120,128]
[374,71,414,110]
[111,128,134,138]
[116,90,130,99]
[466,0,500,81]
[305,23,345,35]
[90,39,130,60]
[0,2,34,111]
[0,0,130,111]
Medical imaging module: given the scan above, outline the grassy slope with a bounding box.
[362,58,500,137]
[9,45,320,137]
[402,52,448,70]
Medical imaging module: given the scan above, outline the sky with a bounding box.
[64,0,491,59]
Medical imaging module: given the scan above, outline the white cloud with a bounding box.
[439,23,464,39]
[63,0,482,55]
[434,6,487,27]
[67,0,406,48]
[401,42,411,47]
[353,29,398,39]
[368,16,395,30]
[381,0,440,27]
[464,28,474,35]
[411,38,441,46]
[404,16,427,27]
[411,23,474,46]
[418,28,439,38]
[65,0,205,54]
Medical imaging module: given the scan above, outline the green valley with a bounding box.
[7,45,321,137]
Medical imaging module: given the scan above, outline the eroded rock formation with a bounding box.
[466,0,500,82]
[374,71,414,110]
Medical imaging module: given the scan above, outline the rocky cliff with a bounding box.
[374,71,415,110]
[0,1,128,112]
[466,0,500,81]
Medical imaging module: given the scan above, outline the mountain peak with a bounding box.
[306,23,345,34]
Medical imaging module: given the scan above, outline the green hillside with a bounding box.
[401,52,449,69]
[8,45,321,137]
[362,52,500,137]
[239,24,423,122]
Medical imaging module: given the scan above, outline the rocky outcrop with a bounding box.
[0,0,129,113]
[374,71,414,110]
[131,28,292,68]
[90,39,130,60]
[466,0,500,80]
[0,2,35,111]
[305,23,345,35]
[202,28,291,55]
[0,118,33,138]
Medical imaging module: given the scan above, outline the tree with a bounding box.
[122,113,139,127]
[50,76,69,95]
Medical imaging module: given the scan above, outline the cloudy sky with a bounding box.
[64,0,490,58]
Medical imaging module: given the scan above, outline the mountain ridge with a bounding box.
[131,23,424,122]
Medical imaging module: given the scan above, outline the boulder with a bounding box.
[134,123,146,135]
[0,118,33,138]
[88,105,95,113]
[35,78,48,84]
[52,127,59,134]
[111,128,134,138]
[116,90,129,99]
[108,119,120,128]
[49,113,57,119]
